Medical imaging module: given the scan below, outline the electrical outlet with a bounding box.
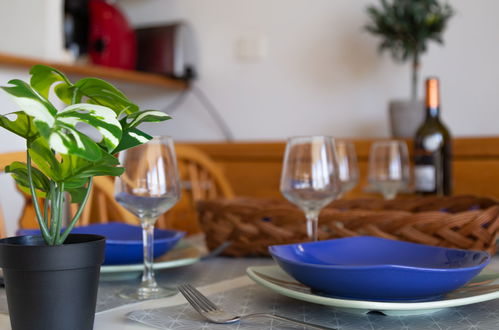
[235,35,268,61]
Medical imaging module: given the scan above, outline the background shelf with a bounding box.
[0,52,189,90]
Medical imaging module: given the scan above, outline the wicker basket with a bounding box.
[196,195,499,257]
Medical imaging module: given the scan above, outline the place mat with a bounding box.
[95,257,273,313]
[0,253,273,315]
[127,282,499,330]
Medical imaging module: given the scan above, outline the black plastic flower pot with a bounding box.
[0,234,105,330]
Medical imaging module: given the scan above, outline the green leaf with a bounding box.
[29,65,71,99]
[40,103,122,162]
[5,161,50,196]
[1,79,123,161]
[61,150,122,181]
[28,137,62,181]
[74,165,124,178]
[113,110,170,153]
[54,82,73,104]
[0,112,38,141]
[59,153,80,180]
[64,178,92,204]
[16,185,46,199]
[0,79,56,138]
[61,151,123,203]
[55,103,122,152]
[113,127,152,153]
[64,177,88,189]
[72,78,139,115]
[66,187,86,204]
[123,110,172,129]
[49,127,103,162]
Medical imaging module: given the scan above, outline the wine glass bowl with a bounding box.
[114,136,181,300]
[368,140,410,200]
[335,140,359,197]
[280,136,341,241]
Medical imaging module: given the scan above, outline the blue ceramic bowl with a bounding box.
[269,236,490,301]
[18,222,185,265]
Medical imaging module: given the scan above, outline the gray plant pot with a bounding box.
[388,99,424,138]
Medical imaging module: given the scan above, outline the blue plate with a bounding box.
[18,222,185,265]
[269,236,490,301]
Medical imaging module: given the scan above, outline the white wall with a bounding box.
[118,0,499,140]
[0,0,497,234]
[0,0,72,62]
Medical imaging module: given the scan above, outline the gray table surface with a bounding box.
[96,256,275,312]
[3,255,499,329]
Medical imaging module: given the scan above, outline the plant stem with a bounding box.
[411,51,420,101]
[49,182,56,238]
[50,185,60,245]
[26,151,52,244]
[71,86,79,105]
[43,184,51,228]
[54,182,65,244]
[57,178,93,245]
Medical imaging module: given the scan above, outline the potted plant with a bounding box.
[365,0,453,137]
[0,65,170,330]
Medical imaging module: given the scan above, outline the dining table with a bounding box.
[1,245,499,330]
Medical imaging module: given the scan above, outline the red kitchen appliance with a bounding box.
[88,0,136,70]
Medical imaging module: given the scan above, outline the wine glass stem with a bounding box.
[141,219,158,289]
[305,211,320,241]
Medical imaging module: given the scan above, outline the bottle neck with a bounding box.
[425,77,440,120]
[426,106,440,119]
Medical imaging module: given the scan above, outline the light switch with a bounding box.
[235,35,268,61]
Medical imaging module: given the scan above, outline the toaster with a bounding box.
[135,22,198,80]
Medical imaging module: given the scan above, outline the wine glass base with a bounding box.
[119,285,178,300]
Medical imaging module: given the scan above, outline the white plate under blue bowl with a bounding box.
[18,222,185,265]
[247,265,499,316]
[269,236,490,301]
[100,239,202,281]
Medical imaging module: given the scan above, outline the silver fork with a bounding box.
[178,284,334,330]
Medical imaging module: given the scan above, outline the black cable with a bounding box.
[160,89,189,114]
[159,82,235,141]
[190,84,235,141]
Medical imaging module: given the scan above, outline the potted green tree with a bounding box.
[365,0,453,137]
[0,65,171,330]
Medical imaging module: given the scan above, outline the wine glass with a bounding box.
[368,140,410,200]
[114,136,181,300]
[336,140,359,197]
[280,136,341,241]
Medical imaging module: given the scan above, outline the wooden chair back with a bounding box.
[78,145,235,233]
[82,145,235,233]
[156,144,235,234]
[74,176,138,226]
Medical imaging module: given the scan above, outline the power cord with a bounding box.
[161,89,189,114]
[190,84,234,142]
[160,83,235,142]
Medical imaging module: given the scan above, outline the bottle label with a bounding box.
[415,165,436,191]
[423,135,443,151]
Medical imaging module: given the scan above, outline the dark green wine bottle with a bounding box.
[413,77,452,195]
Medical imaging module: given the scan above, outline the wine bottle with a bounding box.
[413,77,452,195]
